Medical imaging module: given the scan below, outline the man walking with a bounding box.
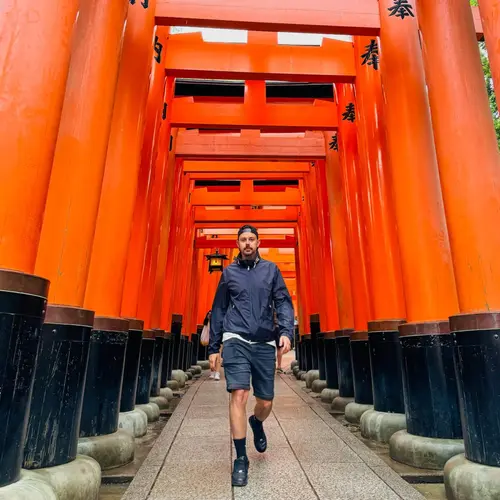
[208,224,294,487]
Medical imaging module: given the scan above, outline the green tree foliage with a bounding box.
[470,0,500,145]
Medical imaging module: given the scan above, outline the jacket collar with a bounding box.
[235,251,261,269]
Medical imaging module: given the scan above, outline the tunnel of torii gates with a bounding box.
[1,0,500,498]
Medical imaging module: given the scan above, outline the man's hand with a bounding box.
[279,336,291,355]
[209,353,220,371]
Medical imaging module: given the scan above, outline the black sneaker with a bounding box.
[249,415,267,453]
[232,456,249,487]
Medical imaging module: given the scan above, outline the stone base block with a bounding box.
[305,370,320,389]
[27,455,100,499]
[0,473,56,500]
[360,409,406,444]
[185,371,193,380]
[118,408,148,438]
[300,373,307,381]
[331,396,355,413]
[345,402,373,424]
[291,360,299,369]
[312,379,327,393]
[0,455,101,500]
[197,360,210,370]
[296,370,306,380]
[321,388,340,403]
[77,429,135,470]
[160,387,174,401]
[191,366,202,375]
[292,366,301,376]
[150,395,169,409]
[444,454,500,500]
[136,403,160,422]
[390,430,464,470]
[172,370,186,387]
[167,380,179,391]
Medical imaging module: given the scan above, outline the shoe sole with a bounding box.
[232,481,248,487]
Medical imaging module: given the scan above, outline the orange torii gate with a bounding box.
[165,32,355,82]
[156,0,484,36]
[194,207,300,224]
[184,160,310,175]
[175,131,326,159]
[170,99,338,131]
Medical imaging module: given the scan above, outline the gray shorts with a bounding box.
[222,339,276,401]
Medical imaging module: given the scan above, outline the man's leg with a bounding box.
[276,348,283,372]
[230,389,250,451]
[214,347,222,380]
[249,343,276,453]
[254,396,273,422]
[222,340,251,486]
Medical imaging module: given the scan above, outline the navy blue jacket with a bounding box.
[208,254,294,355]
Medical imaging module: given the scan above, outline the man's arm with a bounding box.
[208,271,229,355]
[272,266,294,343]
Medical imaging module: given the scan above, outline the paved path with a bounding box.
[123,358,424,500]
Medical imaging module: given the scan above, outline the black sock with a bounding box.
[252,415,263,430]
[234,438,247,458]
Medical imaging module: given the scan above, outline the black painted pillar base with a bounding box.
[368,320,406,414]
[120,319,143,413]
[303,334,312,372]
[161,333,172,388]
[335,330,354,398]
[136,330,155,405]
[317,332,326,381]
[399,321,462,439]
[310,314,320,371]
[184,337,193,372]
[388,321,464,469]
[24,305,93,471]
[294,326,300,364]
[196,325,207,361]
[150,329,164,397]
[179,335,186,372]
[450,312,500,467]
[191,333,200,366]
[324,333,339,390]
[298,337,305,371]
[80,317,129,438]
[171,314,182,370]
[350,332,373,405]
[0,270,48,487]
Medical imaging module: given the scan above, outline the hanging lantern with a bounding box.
[205,249,228,274]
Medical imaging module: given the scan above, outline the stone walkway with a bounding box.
[123,357,424,500]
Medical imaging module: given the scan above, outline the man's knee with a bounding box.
[231,389,250,406]
[255,397,273,410]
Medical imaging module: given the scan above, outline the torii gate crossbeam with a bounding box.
[155,0,484,37]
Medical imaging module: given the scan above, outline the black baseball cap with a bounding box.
[237,224,259,239]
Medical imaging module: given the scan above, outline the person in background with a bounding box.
[204,311,221,380]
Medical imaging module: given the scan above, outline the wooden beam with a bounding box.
[184,160,311,174]
[165,35,355,83]
[170,99,338,131]
[176,131,326,160]
[156,0,483,37]
[190,187,302,206]
[188,172,305,180]
[195,222,298,229]
[194,207,299,223]
[156,0,380,35]
[196,235,296,249]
